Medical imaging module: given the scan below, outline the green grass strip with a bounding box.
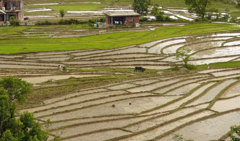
[1,23,240,54]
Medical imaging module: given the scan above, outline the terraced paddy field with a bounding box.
[2,30,240,140]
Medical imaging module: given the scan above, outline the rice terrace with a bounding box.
[2,0,240,141]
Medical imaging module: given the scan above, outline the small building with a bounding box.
[0,0,24,22]
[105,11,140,26]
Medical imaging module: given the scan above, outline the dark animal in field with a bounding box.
[24,17,29,21]
[134,67,146,72]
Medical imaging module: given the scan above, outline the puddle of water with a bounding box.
[161,56,178,62]
[22,74,101,84]
[163,44,184,54]
[127,79,180,93]
[163,10,194,21]
[165,83,200,96]
[162,111,240,141]
[127,106,207,133]
[190,56,238,65]
[67,9,133,15]
[186,41,224,52]
[154,78,202,94]
[221,82,240,98]
[212,70,240,77]
[149,39,186,54]
[64,130,129,141]
[142,16,156,21]
[175,14,194,21]
[169,16,178,20]
[224,41,240,46]
[188,79,237,106]
[139,39,169,48]
[212,33,240,37]
[124,111,212,141]
[26,8,52,12]
[212,37,233,40]
[193,46,240,58]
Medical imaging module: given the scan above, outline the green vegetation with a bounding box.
[132,0,151,15]
[209,61,240,69]
[20,68,158,108]
[185,0,210,20]
[228,125,240,141]
[59,9,65,18]
[151,4,172,22]
[0,23,240,54]
[0,76,50,141]
[9,17,20,26]
[176,48,194,70]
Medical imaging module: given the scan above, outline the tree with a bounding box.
[237,0,240,8]
[185,0,210,20]
[176,48,193,69]
[151,4,169,22]
[0,76,32,104]
[59,9,65,18]
[132,0,151,15]
[0,76,49,141]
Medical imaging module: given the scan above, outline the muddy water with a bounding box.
[192,46,240,58]
[212,33,240,37]
[26,8,52,12]
[224,40,240,46]
[161,111,240,141]
[149,39,186,54]
[124,111,213,141]
[190,56,238,65]
[212,96,240,112]
[186,41,224,52]
[127,79,180,93]
[212,70,240,77]
[163,44,184,54]
[145,82,215,115]
[221,81,240,98]
[40,96,179,121]
[188,79,237,106]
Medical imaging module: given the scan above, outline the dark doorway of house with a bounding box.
[0,15,4,21]
[113,17,125,25]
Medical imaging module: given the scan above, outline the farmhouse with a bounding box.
[0,0,24,22]
[105,11,140,26]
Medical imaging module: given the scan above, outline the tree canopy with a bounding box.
[132,0,151,15]
[0,76,49,141]
[185,0,210,20]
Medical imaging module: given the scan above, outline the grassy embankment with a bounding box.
[1,23,240,54]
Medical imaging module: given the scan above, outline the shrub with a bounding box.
[59,9,65,18]
[9,17,20,26]
[35,19,87,26]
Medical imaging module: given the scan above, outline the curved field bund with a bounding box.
[2,32,240,140]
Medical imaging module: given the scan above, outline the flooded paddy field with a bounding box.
[3,31,239,140]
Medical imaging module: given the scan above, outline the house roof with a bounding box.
[104,11,140,17]
[0,10,6,14]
